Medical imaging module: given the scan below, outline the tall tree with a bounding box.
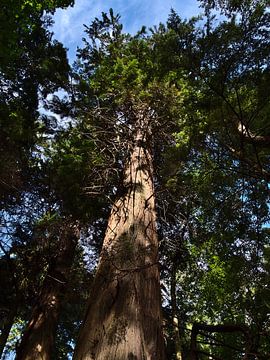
[0,0,75,355]
[15,219,79,360]
[68,10,186,359]
[2,2,270,358]
[74,108,165,358]
[161,4,270,358]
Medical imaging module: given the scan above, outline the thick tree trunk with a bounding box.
[16,222,79,360]
[170,263,182,360]
[73,116,165,359]
[0,308,16,358]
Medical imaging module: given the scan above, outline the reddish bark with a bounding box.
[16,222,79,360]
[73,115,165,359]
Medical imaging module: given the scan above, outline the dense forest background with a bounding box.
[1,0,270,359]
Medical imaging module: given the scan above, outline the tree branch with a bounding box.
[237,121,270,146]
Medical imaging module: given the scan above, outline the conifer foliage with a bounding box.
[1,1,270,359]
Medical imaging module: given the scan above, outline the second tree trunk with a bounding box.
[16,222,79,360]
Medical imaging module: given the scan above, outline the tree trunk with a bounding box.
[73,114,165,360]
[0,308,16,358]
[170,263,182,360]
[190,324,199,360]
[16,222,79,360]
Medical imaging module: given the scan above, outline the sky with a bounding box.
[52,0,202,62]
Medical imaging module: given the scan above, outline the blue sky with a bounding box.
[52,0,202,62]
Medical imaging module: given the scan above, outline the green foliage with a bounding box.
[199,0,269,17]
[45,124,111,220]
[3,317,25,356]
[2,2,270,358]
[0,0,73,72]
[0,0,71,206]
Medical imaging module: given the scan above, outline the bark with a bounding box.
[170,263,182,360]
[15,222,79,360]
[190,323,198,360]
[0,308,16,358]
[73,114,165,360]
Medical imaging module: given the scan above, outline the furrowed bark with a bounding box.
[16,222,79,360]
[73,114,165,360]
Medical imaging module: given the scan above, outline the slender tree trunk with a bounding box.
[16,222,79,360]
[0,308,16,358]
[190,324,199,360]
[73,114,165,359]
[170,263,182,360]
